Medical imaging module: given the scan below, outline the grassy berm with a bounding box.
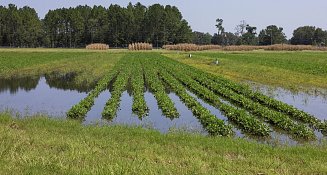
[0,113,326,174]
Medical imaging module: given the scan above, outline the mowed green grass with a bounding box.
[0,113,326,175]
[163,51,327,90]
[0,49,124,85]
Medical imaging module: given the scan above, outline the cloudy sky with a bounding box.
[1,0,327,38]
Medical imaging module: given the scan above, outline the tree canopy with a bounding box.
[0,3,193,48]
[291,26,327,46]
[1,3,327,48]
[258,25,287,45]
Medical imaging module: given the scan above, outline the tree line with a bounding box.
[194,19,327,46]
[0,3,192,48]
[1,3,327,48]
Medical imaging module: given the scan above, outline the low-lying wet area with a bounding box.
[250,83,327,121]
[0,75,326,145]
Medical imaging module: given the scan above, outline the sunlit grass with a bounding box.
[163,51,327,91]
[0,50,124,86]
[0,112,326,174]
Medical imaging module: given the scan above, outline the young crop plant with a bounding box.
[66,56,131,119]
[66,66,119,119]
[102,60,132,120]
[130,60,149,118]
[157,66,233,136]
[143,59,179,119]
[156,61,270,136]
[175,60,325,132]
[162,59,315,140]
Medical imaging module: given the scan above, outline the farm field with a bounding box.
[0,49,123,90]
[164,51,327,91]
[1,49,327,173]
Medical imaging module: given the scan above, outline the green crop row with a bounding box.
[143,59,179,119]
[130,59,149,118]
[156,64,233,136]
[102,61,131,120]
[171,58,325,132]
[155,59,270,137]
[66,67,119,119]
[163,59,315,140]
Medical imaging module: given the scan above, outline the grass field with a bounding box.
[2,49,327,92]
[1,49,327,174]
[0,49,123,86]
[163,51,327,91]
[1,113,326,174]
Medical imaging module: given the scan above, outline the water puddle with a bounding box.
[0,76,87,117]
[1,76,327,145]
[109,91,205,134]
[251,84,327,121]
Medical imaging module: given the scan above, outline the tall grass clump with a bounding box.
[128,43,153,50]
[86,43,109,50]
[163,44,199,51]
[163,44,222,51]
[163,44,327,51]
[198,45,222,50]
[265,44,327,51]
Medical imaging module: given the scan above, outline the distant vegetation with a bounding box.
[163,44,327,51]
[0,3,327,48]
[0,3,192,48]
[164,51,327,90]
[128,43,153,50]
[86,43,109,50]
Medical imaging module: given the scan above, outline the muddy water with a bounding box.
[0,76,327,145]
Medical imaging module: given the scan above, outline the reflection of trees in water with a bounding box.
[0,72,98,94]
[0,76,40,94]
[45,72,96,93]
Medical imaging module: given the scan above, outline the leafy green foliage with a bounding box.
[290,26,327,45]
[66,69,118,119]
[158,68,233,136]
[156,58,270,136]
[258,25,287,45]
[130,58,148,117]
[0,4,43,47]
[64,52,323,139]
[143,57,179,119]
[102,59,131,119]
[163,57,316,139]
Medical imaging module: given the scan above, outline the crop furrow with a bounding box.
[102,64,131,120]
[66,62,122,119]
[156,66,234,136]
[158,58,315,140]
[155,62,270,136]
[167,58,326,132]
[143,59,179,119]
[130,59,148,118]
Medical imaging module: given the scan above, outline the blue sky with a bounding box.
[1,0,327,38]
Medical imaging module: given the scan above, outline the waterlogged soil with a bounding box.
[0,76,327,145]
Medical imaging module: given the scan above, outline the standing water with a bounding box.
[0,76,326,144]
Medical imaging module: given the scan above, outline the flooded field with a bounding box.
[1,73,326,145]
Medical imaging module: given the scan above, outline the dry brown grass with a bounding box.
[86,43,109,50]
[264,44,327,51]
[163,44,327,51]
[163,44,221,51]
[128,43,153,50]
